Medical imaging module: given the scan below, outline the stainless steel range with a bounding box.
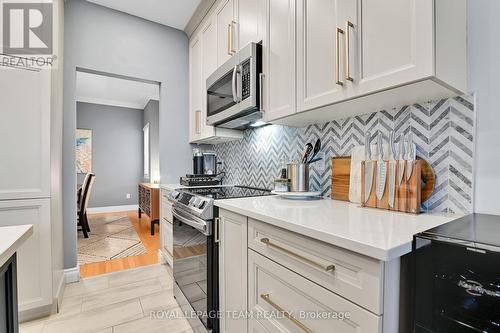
[168,186,272,333]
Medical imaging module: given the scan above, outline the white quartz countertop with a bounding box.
[0,225,33,267]
[215,196,459,261]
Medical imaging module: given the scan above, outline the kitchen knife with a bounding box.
[397,135,406,186]
[388,131,397,208]
[363,132,374,203]
[405,133,416,181]
[375,132,387,201]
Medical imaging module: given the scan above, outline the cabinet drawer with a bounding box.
[249,250,382,333]
[248,219,383,314]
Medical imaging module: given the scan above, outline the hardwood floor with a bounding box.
[79,210,160,278]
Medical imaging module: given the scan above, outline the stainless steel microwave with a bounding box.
[206,42,262,129]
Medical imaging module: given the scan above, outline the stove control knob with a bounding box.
[170,191,180,199]
[197,200,206,209]
[189,197,196,205]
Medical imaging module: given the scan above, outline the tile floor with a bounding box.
[20,264,195,333]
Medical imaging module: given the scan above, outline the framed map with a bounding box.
[76,129,92,173]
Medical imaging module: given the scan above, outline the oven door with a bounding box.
[172,206,218,332]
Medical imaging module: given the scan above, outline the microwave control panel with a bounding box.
[241,60,251,101]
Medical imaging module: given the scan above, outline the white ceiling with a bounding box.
[86,0,201,30]
[76,72,159,110]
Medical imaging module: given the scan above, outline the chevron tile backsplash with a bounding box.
[213,94,475,214]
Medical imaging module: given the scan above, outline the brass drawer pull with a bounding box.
[335,27,344,86]
[260,238,335,272]
[260,293,313,333]
[345,21,354,82]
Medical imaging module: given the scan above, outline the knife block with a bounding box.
[361,160,424,214]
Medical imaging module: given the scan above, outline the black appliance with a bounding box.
[168,186,273,333]
[206,42,263,129]
[413,214,500,333]
[193,149,204,175]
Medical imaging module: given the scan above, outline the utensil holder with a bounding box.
[287,163,309,192]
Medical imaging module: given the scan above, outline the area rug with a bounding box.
[77,213,147,265]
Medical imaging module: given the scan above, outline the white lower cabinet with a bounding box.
[218,209,398,333]
[0,199,52,312]
[248,250,382,333]
[160,189,173,266]
[218,209,248,333]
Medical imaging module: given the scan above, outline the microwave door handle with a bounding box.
[237,65,243,102]
[231,65,238,103]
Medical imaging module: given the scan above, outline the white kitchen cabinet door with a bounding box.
[216,0,236,66]
[189,33,203,142]
[218,209,248,333]
[354,0,434,96]
[0,69,51,200]
[0,199,52,312]
[160,190,173,265]
[238,0,266,49]
[296,0,357,112]
[262,0,296,122]
[200,16,218,139]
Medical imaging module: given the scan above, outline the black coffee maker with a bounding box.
[192,149,217,175]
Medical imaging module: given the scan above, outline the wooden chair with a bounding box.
[77,173,91,208]
[78,173,95,238]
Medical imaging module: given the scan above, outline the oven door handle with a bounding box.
[172,207,210,235]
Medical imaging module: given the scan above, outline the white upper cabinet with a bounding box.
[238,0,266,49]
[188,0,243,144]
[296,0,356,112]
[0,69,51,200]
[216,0,237,66]
[353,0,434,96]
[262,0,296,122]
[190,0,466,128]
[200,16,218,139]
[189,33,202,143]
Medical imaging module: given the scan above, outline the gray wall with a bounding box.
[143,99,160,182]
[77,102,143,208]
[63,0,191,268]
[468,0,500,215]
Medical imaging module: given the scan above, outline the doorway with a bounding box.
[74,68,161,278]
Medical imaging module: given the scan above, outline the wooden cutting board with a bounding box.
[331,156,435,208]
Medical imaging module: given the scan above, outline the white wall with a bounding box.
[63,0,191,268]
[468,0,500,215]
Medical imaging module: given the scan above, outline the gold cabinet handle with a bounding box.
[260,238,335,272]
[345,21,354,82]
[260,294,313,333]
[227,23,232,55]
[336,27,344,86]
[195,110,201,134]
[230,21,237,54]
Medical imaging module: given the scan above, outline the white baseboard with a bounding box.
[64,266,80,284]
[87,204,138,214]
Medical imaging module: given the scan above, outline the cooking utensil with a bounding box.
[388,131,397,208]
[363,132,374,203]
[308,157,323,164]
[406,133,416,181]
[308,139,321,163]
[375,132,387,200]
[397,135,406,186]
[301,143,313,164]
